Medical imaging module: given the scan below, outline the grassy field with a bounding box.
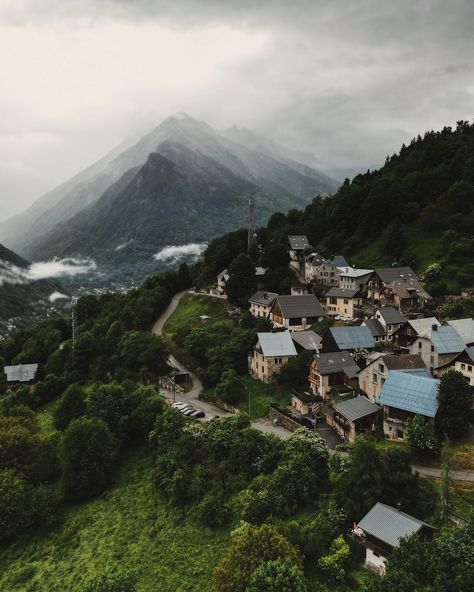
[0,448,230,592]
[162,294,230,341]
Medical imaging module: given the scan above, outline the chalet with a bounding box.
[323,325,375,353]
[409,324,465,375]
[337,266,373,294]
[325,288,363,319]
[358,353,428,402]
[325,396,380,442]
[372,307,407,343]
[291,330,322,353]
[270,294,326,331]
[308,351,360,398]
[288,235,310,263]
[368,267,431,310]
[249,331,297,383]
[248,290,278,318]
[377,371,440,441]
[393,317,441,348]
[352,502,435,574]
[3,363,38,383]
[217,266,266,295]
[447,318,474,346]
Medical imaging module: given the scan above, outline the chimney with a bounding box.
[432,324,438,331]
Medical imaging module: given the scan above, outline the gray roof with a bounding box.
[333,396,380,422]
[327,255,349,267]
[336,267,373,279]
[429,325,465,354]
[305,252,326,265]
[275,294,326,319]
[288,235,310,250]
[447,318,474,345]
[363,319,386,337]
[377,371,440,417]
[358,503,432,548]
[249,290,278,306]
[375,307,407,325]
[408,317,440,337]
[383,354,427,371]
[461,346,474,363]
[313,351,360,375]
[4,364,38,382]
[291,330,322,351]
[330,325,375,350]
[374,267,418,283]
[257,331,298,357]
[326,287,359,299]
[218,267,266,281]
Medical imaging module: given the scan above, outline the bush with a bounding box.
[245,560,307,592]
[53,384,87,430]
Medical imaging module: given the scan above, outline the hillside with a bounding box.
[0,114,339,275]
[203,121,474,295]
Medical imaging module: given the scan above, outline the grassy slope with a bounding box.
[0,448,230,592]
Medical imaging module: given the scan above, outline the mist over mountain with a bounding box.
[0,114,339,282]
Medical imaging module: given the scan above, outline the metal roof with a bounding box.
[357,503,431,548]
[305,252,326,265]
[330,325,375,350]
[447,318,474,345]
[255,267,267,276]
[327,255,349,267]
[429,325,465,354]
[291,330,322,351]
[374,267,418,283]
[336,267,373,278]
[377,370,440,417]
[257,331,298,357]
[363,319,386,337]
[407,317,440,337]
[333,396,380,422]
[288,235,310,250]
[462,346,474,363]
[218,267,266,281]
[375,307,407,325]
[383,354,426,371]
[326,287,359,299]
[4,364,38,382]
[313,351,360,375]
[276,294,326,319]
[248,290,278,306]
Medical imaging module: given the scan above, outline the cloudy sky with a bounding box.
[1,0,473,221]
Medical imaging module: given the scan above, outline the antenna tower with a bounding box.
[71,298,78,349]
[246,197,256,252]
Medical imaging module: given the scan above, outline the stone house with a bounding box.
[217,266,266,295]
[270,294,326,331]
[377,370,440,441]
[288,235,310,268]
[248,290,278,318]
[325,396,380,442]
[325,287,363,319]
[352,503,435,575]
[358,353,428,402]
[308,351,360,398]
[337,266,373,294]
[249,331,297,383]
[409,324,465,375]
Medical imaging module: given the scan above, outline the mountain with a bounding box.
[0,244,68,325]
[0,114,339,281]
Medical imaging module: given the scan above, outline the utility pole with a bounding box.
[71,297,78,351]
[245,197,256,253]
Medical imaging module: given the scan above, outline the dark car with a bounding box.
[190,410,205,418]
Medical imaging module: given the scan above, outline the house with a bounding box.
[447,318,474,346]
[304,252,326,282]
[323,325,375,352]
[288,235,310,263]
[368,267,431,310]
[409,324,465,375]
[394,317,441,348]
[325,396,380,442]
[377,371,440,441]
[217,266,266,295]
[304,254,349,286]
[3,364,39,383]
[249,331,297,383]
[372,307,407,343]
[248,290,278,318]
[291,388,322,416]
[358,353,428,402]
[270,294,326,331]
[363,319,387,344]
[451,346,474,394]
[308,351,360,398]
[352,502,435,574]
[325,288,363,319]
[291,330,322,353]
[337,266,373,294]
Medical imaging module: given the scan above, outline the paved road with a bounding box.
[152,292,474,481]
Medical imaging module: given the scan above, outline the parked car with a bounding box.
[190,410,205,418]
[182,408,196,416]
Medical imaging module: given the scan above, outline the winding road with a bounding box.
[152,290,474,481]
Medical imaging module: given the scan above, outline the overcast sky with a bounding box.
[1,0,473,221]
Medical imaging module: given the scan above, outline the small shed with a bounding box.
[4,364,39,383]
[325,396,380,441]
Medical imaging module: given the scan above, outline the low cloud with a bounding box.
[153,243,207,263]
[49,291,70,302]
[0,257,96,286]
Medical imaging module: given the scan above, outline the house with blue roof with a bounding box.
[409,323,465,375]
[377,370,440,441]
[323,325,375,353]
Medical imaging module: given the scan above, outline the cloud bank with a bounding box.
[154,243,207,263]
[0,257,97,286]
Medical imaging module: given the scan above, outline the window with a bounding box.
[388,325,392,331]
[373,373,378,383]
[418,341,422,349]
[468,365,472,372]
[431,345,434,353]
[344,299,349,304]
[378,364,384,373]
[461,363,466,370]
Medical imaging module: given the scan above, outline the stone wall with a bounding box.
[268,405,302,432]
[198,393,238,414]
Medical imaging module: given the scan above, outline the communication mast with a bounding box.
[71,297,78,350]
[245,197,256,253]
